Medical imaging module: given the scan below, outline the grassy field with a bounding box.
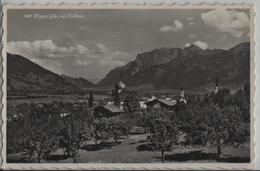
[43,134,250,163]
[7,94,107,116]
[7,94,108,105]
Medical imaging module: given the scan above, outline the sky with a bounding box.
[7,8,251,83]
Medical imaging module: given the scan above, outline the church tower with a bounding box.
[180,88,184,98]
[179,88,187,104]
[214,76,220,94]
[115,71,126,93]
[113,71,126,106]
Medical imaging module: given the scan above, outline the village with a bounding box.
[91,77,219,119]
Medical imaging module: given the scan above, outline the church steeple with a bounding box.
[114,70,126,93]
[180,88,184,98]
[179,88,187,104]
[113,70,126,106]
[214,76,220,94]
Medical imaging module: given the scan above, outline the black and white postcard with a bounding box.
[1,3,255,170]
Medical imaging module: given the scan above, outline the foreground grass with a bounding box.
[42,134,250,163]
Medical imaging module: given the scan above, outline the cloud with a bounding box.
[185,40,208,50]
[8,39,131,71]
[185,42,191,47]
[92,43,132,67]
[159,20,184,32]
[159,25,175,32]
[76,60,92,66]
[186,17,195,25]
[193,40,208,49]
[96,59,125,67]
[201,9,250,38]
[96,43,109,54]
[7,40,90,59]
[186,17,194,21]
[188,21,195,25]
[189,34,197,38]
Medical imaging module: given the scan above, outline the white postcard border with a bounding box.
[1,3,256,170]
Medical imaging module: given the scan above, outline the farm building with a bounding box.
[94,104,124,118]
[146,98,177,111]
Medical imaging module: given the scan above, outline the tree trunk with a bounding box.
[161,151,165,163]
[37,152,41,163]
[217,139,222,158]
[72,151,78,163]
[114,133,118,143]
[27,151,34,162]
[217,145,221,157]
[67,149,71,157]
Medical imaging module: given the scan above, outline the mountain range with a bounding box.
[7,41,250,94]
[7,53,94,94]
[98,42,250,91]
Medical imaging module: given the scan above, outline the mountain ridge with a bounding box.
[61,75,95,89]
[98,41,250,91]
[7,53,94,94]
[7,41,250,94]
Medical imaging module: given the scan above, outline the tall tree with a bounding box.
[113,90,120,106]
[149,118,178,163]
[88,91,94,108]
[22,103,60,163]
[204,103,249,157]
[59,103,91,163]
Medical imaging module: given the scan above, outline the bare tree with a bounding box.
[88,91,94,108]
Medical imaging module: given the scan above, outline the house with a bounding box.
[60,113,71,118]
[120,101,125,110]
[139,101,147,109]
[147,95,156,102]
[129,126,146,134]
[107,101,114,105]
[106,101,125,110]
[146,98,177,111]
[94,104,124,118]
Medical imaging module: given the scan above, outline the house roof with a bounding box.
[146,99,176,107]
[101,104,124,113]
[157,99,176,106]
